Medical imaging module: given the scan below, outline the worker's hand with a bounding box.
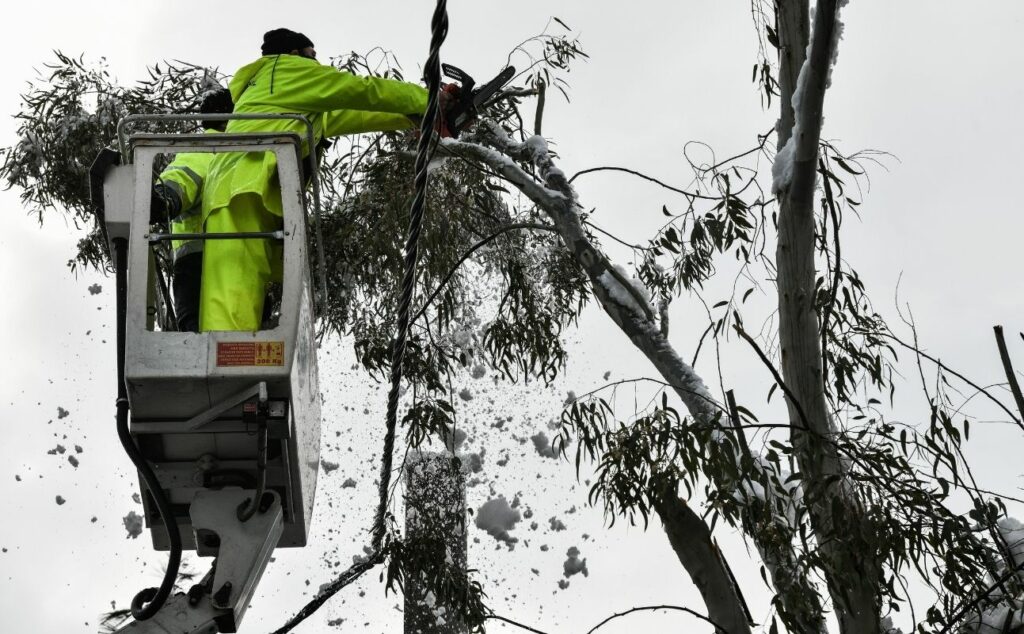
[435,83,462,139]
[439,83,461,111]
[149,184,181,224]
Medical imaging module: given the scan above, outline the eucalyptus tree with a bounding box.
[4,5,1024,634]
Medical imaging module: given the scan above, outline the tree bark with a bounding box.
[775,0,810,149]
[655,494,752,634]
[774,1,882,631]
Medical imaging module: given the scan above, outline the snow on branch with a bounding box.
[772,0,849,194]
[445,122,823,628]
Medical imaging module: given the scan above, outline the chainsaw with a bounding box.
[440,63,516,138]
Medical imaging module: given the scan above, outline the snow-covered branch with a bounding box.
[444,120,825,632]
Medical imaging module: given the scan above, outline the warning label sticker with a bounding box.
[216,341,285,367]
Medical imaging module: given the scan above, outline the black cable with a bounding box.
[370,0,449,551]
[237,420,268,522]
[112,237,182,620]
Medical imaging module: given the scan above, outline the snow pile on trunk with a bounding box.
[596,265,651,318]
[771,0,849,194]
[475,496,521,545]
[958,516,1024,633]
[880,617,905,634]
[999,516,1024,573]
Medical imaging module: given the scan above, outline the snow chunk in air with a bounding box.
[531,431,558,459]
[123,511,143,539]
[475,496,521,545]
[563,546,589,578]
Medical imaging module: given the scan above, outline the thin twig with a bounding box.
[733,322,812,431]
[994,325,1024,421]
[585,604,725,634]
[486,614,551,634]
[583,219,647,250]
[882,332,1023,430]
[567,166,719,201]
[271,552,385,634]
[534,77,546,135]
[691,322,716,369]
[726,389,753,457]
[818,157,841,388]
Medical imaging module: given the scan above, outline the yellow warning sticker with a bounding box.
[217,341,285,367]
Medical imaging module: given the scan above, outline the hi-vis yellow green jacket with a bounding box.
[202,54,429,219]
[157,129,219,261]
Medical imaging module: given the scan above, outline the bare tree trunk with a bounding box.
[775,0,810,149]
[774,1,882,631]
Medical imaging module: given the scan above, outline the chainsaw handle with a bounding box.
[441,63,476,93]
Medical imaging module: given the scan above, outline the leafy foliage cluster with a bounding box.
[0,52,224,271]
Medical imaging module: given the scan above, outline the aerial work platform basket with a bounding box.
[96,113,326,552]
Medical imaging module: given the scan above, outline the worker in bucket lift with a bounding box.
[199,28,450,332]
[151,88,234,332]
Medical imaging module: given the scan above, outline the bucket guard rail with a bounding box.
[116,113,328,306]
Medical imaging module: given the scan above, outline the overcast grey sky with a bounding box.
[2,1,1023,632]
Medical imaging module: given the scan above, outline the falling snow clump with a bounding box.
[442,427,467,451]
[341,478,357,489]
[88,283,103,295]
[68,455,79,468]
[531,432,558,459]
[464,450,484,473]
[123,511,143,539]
[549,517,567,532]
[321,459,340,473]
[563,547,589,578]
[475,496,521,545]
[458,387,474,402]
[55,495,66,505]
[57,407,70,419]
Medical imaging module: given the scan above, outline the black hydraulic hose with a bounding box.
[236,421,268,522]
[370,0,448,551]
[112,237,182,620]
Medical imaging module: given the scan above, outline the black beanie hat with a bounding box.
[261,28,315,56]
